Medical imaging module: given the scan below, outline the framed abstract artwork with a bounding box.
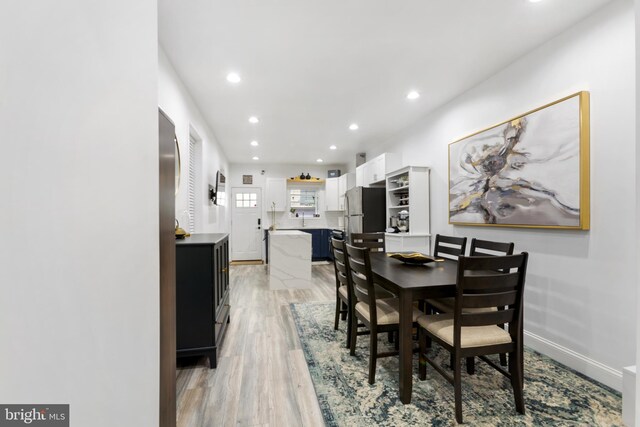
[448,91,590,230]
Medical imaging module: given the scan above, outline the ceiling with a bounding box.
[159,0,613,166]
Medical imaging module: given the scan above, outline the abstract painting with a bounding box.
[449,92,589,229]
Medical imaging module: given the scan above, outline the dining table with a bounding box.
[369,252,459,404]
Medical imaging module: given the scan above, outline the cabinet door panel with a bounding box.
[176,246,214,350]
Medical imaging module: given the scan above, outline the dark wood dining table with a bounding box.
[369,252,458,404]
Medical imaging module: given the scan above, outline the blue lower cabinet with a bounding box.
[301,229,332,261]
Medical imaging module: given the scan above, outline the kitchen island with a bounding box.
[268,230,312,289]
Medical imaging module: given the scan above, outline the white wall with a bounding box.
[0,2,159,426]
[635,0,640,421]
[370,0,636,390]
[159,47,230,234]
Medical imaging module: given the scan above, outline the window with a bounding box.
[289,189,319,218]
[235,192,258,208]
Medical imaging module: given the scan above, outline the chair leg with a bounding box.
[368,329,378,384]
[466,357,475,375]
[500,352,507,366]
[450,354,455,370]
[334,297,341,330]
[418,328,427,380]
[387,331,394,343]
[454,352,463,424]
[349,313,358,356]
[345,309,352,349]
[340,301,348,321]
[394,330,399,351]
[509,350,525,414]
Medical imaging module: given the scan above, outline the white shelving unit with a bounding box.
[385,166,431,254]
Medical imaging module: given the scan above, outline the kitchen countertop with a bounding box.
[269,230,309,236]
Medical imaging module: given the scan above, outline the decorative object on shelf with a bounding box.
[300,172,306,179]
[386,252,442,265]
[397,210,409,232]
[305,173,311,180]
[175,219,190,239]
[449,91,590,230]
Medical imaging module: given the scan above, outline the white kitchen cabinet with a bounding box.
[362,153,401,186]
[386,234,431,254]
[385,166,430,253]
[337,172,355,210]
[265,177,287,211]
[355,165,365,187]
[325,177,340,211]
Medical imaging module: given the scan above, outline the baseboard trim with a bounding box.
[524,330,622,392]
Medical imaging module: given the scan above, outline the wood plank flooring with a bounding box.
[176,264,336,427]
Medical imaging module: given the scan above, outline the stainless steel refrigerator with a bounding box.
[345,187,386,240]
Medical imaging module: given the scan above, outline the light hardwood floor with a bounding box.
[176,264,336,427]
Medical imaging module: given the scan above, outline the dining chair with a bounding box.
[422,234,467,312]
[417,252,529,424]
[350,232,385,252]
[331,237,355,348]
[433,234,467,260]
[428,238,515,371]
[345,243,422,384]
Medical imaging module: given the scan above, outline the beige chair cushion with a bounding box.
[417,313,512,348]
[355,298,422,326]
[425,297,498,314]
[374,284,395,299]
[338,285,348,301]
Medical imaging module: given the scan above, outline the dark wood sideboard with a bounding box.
[176,233,230,368]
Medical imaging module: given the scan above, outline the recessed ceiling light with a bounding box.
[250,140,259,147]
[248,116,259,124]
[349,123,359,131]
[329,145,337,150]
[407,91,420,100]
[226,72,241,83]
[316,158,323,163]
[252,156,259,160]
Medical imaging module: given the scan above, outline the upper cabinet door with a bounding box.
[265,178,287,211]
[325,177,340,211]
[355,165,365,187]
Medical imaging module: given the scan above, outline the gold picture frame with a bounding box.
[448,91,590,230]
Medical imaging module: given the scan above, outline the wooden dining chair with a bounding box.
[422,234,467,313]
[433,234,467,260]
[428,238,515,371]
[331,237,356,348]
[350,232,385,252]
[417,252,529,424]
[345,243,422,384]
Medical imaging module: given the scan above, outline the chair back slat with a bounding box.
[331,238,350,290]
[462,291,518,309]
[461,309,515,327]
[462,254,523,271]
[345,243,377,317]
[434,234,467,261]
[351,232,385,252]
[453,253,528,345]
[469,238,514,256]
[462,273,520,291]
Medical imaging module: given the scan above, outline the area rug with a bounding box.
[291,302,623,426]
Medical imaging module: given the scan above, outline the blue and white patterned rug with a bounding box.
[291,302,623,426]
